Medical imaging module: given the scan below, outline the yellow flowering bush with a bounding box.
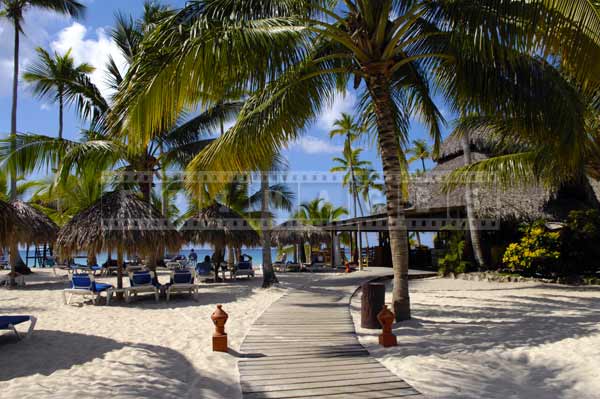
[502,223,561,272]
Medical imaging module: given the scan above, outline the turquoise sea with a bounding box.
[19,248,282,268]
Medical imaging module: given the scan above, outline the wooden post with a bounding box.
[361,282,385,329]
[330,231,335,268]
[117,247,124,300]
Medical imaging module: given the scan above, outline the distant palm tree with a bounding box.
[357,168,384,215]
[294,198,348,226]
[24,48,94,140]
[407,139,431,173]
[1,0,85,286]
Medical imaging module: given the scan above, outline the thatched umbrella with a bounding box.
[271,220,329,263]
[181,202,259,281]
[56,190,182,291]
[0,199,25,247]
[10,200,58,245]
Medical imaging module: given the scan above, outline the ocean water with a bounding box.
[19,248,281,268]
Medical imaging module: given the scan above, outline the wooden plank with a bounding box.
[242,375,403,393]
[240,370,393,386]
[240,364,386,379]
[242,381,413,399]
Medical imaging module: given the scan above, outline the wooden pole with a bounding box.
[117,247,124,300]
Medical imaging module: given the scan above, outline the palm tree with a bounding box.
[1,0,85,286]
[407,139,431,173]
[111,0,600,320]
[330,141,371,267]
[358,168,384,215]
[294,198,349,225]
[23,48,94,140]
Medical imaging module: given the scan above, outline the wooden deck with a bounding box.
[239,273,423,398]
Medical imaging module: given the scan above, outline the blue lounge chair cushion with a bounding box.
[196,263,212,276]
[94,283,112,292]
[237,262,252,270]
[0,316,30,330]
[71,274,112,292]
[130,271,152,286]
[172,271,193,284]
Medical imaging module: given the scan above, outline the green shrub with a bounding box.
[562,209,600,273]
[438,232,472,275]
[502,222,561,274]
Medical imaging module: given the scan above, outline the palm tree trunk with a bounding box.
[8,20,20,286]
[421,158,426,172]
[58,90,64,140]
[461,131,486,269]
[367,74,411,321]
[261,172,277,288]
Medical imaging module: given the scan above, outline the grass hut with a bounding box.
[0,199,24,247]
[271,220,329,263]
[181,202,259,281]
[56,190,182,291]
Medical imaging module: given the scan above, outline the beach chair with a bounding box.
[166,269,198,301]
[126,270,159,303]
[0,315,37,340]
[273,254,287,272]
[63,273,113,305]
[234,261,255,279]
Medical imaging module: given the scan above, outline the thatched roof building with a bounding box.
[56,190,182,258]
[409,131,600,221]
[10,200,58,245]
[180,203,260,248]
[271,220,329,246]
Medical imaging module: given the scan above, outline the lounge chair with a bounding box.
[166,269,198,301]
[63,273,113,305]
[126,270,159,303]
[273,254,287,272]
[234,261,255,279]
[0,315,36,340]
[195,261,212,277]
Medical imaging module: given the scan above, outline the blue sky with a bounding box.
[0,0,454,218]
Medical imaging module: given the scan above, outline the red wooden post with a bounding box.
[211,304,229,352]
[377,305,398,347]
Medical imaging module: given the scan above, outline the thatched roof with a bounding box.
[412,138,600,222]
[435,129,500,162]
[180,202,260,248]
[56,191,182,257]
[0,199,25,246]
[10,200,58,245]
[271,220,330,246]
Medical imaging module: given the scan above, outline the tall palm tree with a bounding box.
[1,0,85,285]
[330,141,371,267]
[407,139,431,173]
[23,48,94,140]
[111,0,600,320]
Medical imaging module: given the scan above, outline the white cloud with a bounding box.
[293,135,343,155]
[51,22,128,99]
[40,103,51,111]
[0,8,74,97]
[317,92,357,131]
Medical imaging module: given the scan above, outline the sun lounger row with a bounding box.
[63,270,199,305]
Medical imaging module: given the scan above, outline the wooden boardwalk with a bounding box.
[239,275,423,398]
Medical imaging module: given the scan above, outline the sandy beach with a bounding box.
[0,269,286,399]
[352,277,600,399]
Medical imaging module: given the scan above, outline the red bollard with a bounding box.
[377,305,398,347]
[211,304,229,352]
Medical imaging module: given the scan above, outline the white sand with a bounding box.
[0,269,287,399]
[352,277,600,399]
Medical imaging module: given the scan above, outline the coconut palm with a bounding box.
[357,168,385,215]
[407,139,431,173]
[23,48,94,140]
[294,198,348,225]
[110,0,600,319]
[1,0,85,286]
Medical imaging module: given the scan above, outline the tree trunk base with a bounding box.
[262,275,279,289]
[393,297,411,321]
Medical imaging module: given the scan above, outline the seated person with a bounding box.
[196,255,212,276]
